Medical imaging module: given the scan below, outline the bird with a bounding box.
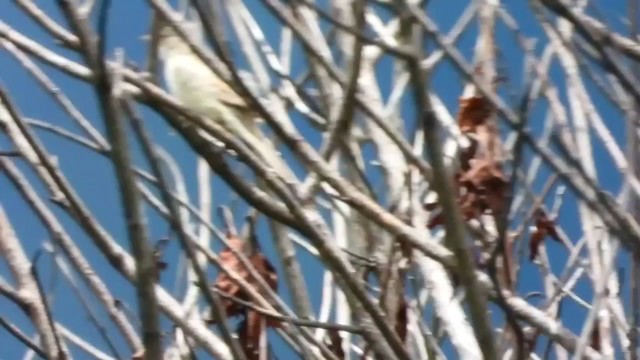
[156,23,295,181]
[157,24,258,136]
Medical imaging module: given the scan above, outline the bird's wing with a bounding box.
[216,80,250,111]
[166,54,250,111]
[197,68,253,114]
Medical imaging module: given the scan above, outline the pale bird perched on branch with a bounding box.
[157,24,295,180]
[157,24,260,137]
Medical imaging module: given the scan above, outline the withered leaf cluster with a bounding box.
[528,208,561,260]
[427,95,507,229]
[211,234,279,359]
[426,94,562,263]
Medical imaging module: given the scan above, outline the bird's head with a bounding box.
[157,25,186,58]
[157,22,201,59]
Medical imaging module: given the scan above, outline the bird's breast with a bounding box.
[163,55,225,117]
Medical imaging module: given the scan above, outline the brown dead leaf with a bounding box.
[214,235,246,317]
[237,311,267,360]
[458,158,506,189]
[212,234,279,324]
[249,252,280,328]
[529,209,561,260]
[428,158,507,229]
[427,109,507,228]
[395,296,408,343]
[152,238,169,282]
[474,123,502,162]
[590,320,601,351]
[326,329,346,359]
[459,158,508,218]
[458,96,493,133]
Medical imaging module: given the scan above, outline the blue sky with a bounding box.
[0,0,634,358]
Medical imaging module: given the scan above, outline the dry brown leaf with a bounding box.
[214,235,247,317]
[395,296,408,343]
[152,238,169,282]
[212,234,280,326]
[529,209,561,260]
[428,160,506,229]
[326,329,346,359]
[460,158,507,217]
[458,158,505,189]
[590,320,601,351]
[237,311,267,360]
[458,96,493,133]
